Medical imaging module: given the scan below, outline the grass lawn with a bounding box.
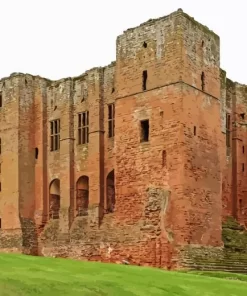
[0,254,247,295]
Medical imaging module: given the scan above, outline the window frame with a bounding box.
[108,104,115,138]
[78,111,89,145]
[50,119,60,151]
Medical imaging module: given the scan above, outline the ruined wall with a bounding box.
[232,84,247,226]
[0,75,22,250]
[179,14,222,246]
[220,75,247,227]
[1,8,247,269]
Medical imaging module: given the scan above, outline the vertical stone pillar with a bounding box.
[87,69,104,226]
[59,80,74,235]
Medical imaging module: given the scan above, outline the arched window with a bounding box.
[76,176,89,216]
[106,170,115,213]
[49,179,60,219]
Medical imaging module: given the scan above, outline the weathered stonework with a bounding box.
[0,8,246,270]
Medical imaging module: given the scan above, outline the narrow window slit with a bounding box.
[142,70,148,91]
[201,72,205,91]
[35,148,39,160]
[140,120,149,142]
[162,150,167,167]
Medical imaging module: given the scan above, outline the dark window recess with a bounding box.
[0,218,1,229]
[242,163,245,172]
[240,113,245,120]
[240,199,243,209]
[0,92,2,107]
[142,70,148,91]
[243,146,245,154]
[108,104,115,138]
[202,40,204,47]
[140,120,149,142]
[35,148,39,160]
[226,114,231,148]
[78,111,89,144]
[111,87,115,93]
[50,119,60,151]
[162,150,167,167]
[194,126,197,136]
[201,72,205,91]
[143,41,147,48]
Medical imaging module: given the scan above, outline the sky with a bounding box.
[0,0,246,83]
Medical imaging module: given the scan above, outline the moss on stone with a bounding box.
[222,217,247,252]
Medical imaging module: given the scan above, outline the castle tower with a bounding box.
[114,9,222,266]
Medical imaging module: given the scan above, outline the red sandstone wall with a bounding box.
[1,8,246,267]
[0,75,22,250]
[221,75,247,227]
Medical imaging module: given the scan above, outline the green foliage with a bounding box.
[0,253,247,296]
[222,217,247,252]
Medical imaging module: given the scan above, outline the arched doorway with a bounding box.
[76,176,89,216]
[106,170,115,213]
[49,179,60,219]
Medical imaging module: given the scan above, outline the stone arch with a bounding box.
[106,170,115,213]
[49,179,60,219]
[76,176,89,216]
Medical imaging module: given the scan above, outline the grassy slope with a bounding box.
[0,254,247,296]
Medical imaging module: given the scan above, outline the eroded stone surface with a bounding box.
[0,9,246,270]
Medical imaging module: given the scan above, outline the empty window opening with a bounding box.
[49,179,60,219]
[0,92,2,108]
[142,70,148,91]
[226,114,231,148]
[106,170,115,213]
[162,150,167,167]
[111,87,115,93]
[243,146,245,154]
[143,41,147,48]
[78,111,89,144]
[201,72,205,91]
[108,104,115,138]
[140,120,149,142]
[81,86,88,101]
[201,40,204,47]
[242,163,245,172]
[25,79,28,85]
[240,199,243,209]
[35,148,39,160]
[76,176,89,217]
[50,119,60,151]
[240,113,245,120]
[194,126,197,136]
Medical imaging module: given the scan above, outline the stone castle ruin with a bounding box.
[0,9,247,271]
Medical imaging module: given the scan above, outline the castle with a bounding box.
[0,8,247,270]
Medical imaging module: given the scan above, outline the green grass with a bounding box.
[0,254,247,295]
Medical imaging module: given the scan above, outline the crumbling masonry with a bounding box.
[0,9,247,270]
